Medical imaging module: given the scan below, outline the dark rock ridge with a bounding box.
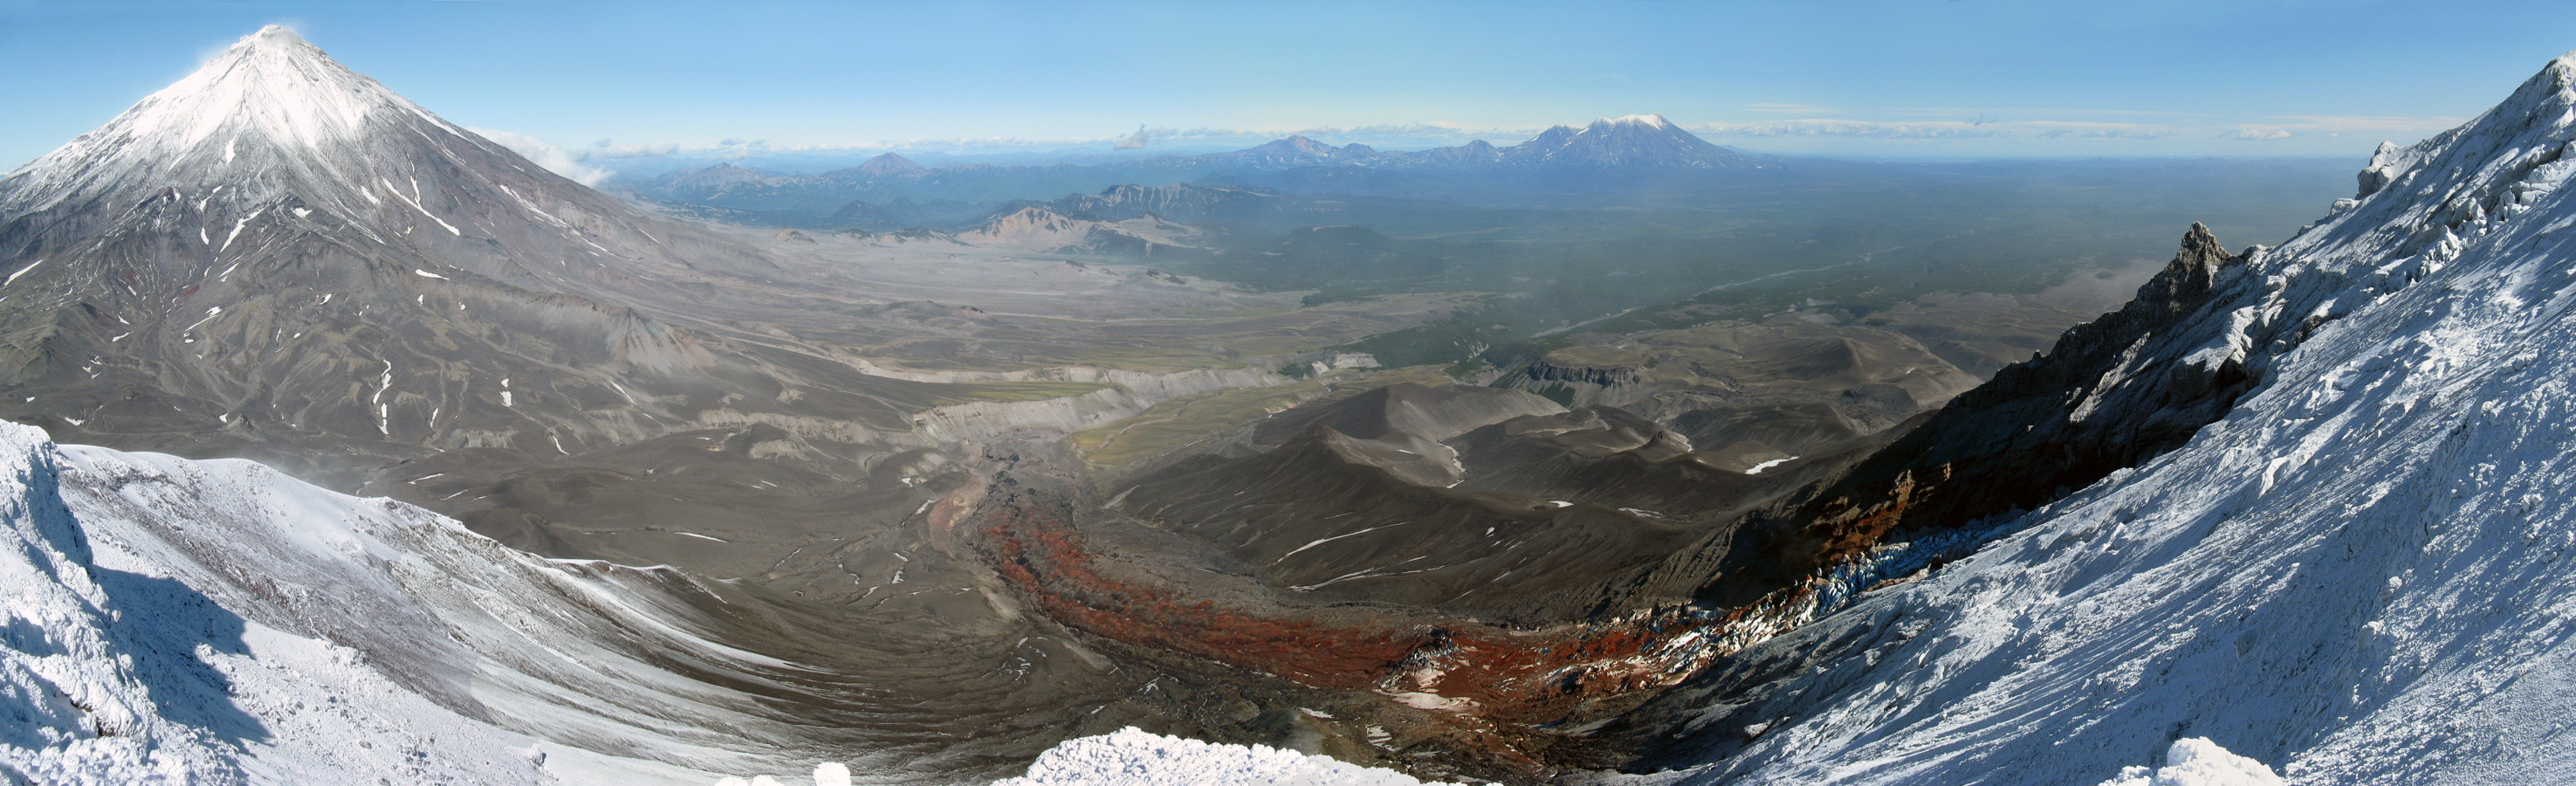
[1499,355,1655,406]
[1709,223,2278,601]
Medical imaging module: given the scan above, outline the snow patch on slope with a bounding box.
[992,727,1451,786]
[2093,739,2284,786]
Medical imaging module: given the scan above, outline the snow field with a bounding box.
[0,419,856,784]
[0,424,546,785]
[2093,739,2284,786]
[989,727,1452,786]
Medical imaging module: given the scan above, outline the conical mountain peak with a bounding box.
[0,24,774,293]
[117,24,436,154]
[0,24,485,219]
[851,152,926,176]
[0,25,783,476]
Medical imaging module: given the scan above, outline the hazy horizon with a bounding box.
[6,0,2574,175]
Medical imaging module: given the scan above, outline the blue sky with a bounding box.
[5,0,2576,172]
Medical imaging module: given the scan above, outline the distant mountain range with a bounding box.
[610,114,1781,225]
[1110,114,1774,172]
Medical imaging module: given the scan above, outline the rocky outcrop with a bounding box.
[1711,224,2289,598]
[957,206,1095,247]
[955,204,1206,253]
[1034,183,1288,224]
[1498,355,1655,408]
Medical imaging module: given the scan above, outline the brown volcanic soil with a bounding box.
[972,497,1738,781]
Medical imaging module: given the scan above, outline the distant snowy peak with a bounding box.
[1595,114,1680,130]
[847,152,927,177]
[1250,114,1776,173]
[1210,134,1380,168]
[1272,135,1339,155]
[1499,112,1767,169]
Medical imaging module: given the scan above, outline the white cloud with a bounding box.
[468,128,613,185]
[2261,114,2465,135]
[1684,110,2467,147]
[1690,119,2174,141]
[2216,114,2463,142]
[581,140,682,159]
[1114,125,1157,149]
[1881,106,2198,119]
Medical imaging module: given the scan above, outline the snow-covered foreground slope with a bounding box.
[0,422,539,783]
[0,418,873,784]
[1604,52,2576,786]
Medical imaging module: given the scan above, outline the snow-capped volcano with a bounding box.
[0,24,771,289]
[1500,113,1770,169]
[13,25,448,186]
[0,26,969,492]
